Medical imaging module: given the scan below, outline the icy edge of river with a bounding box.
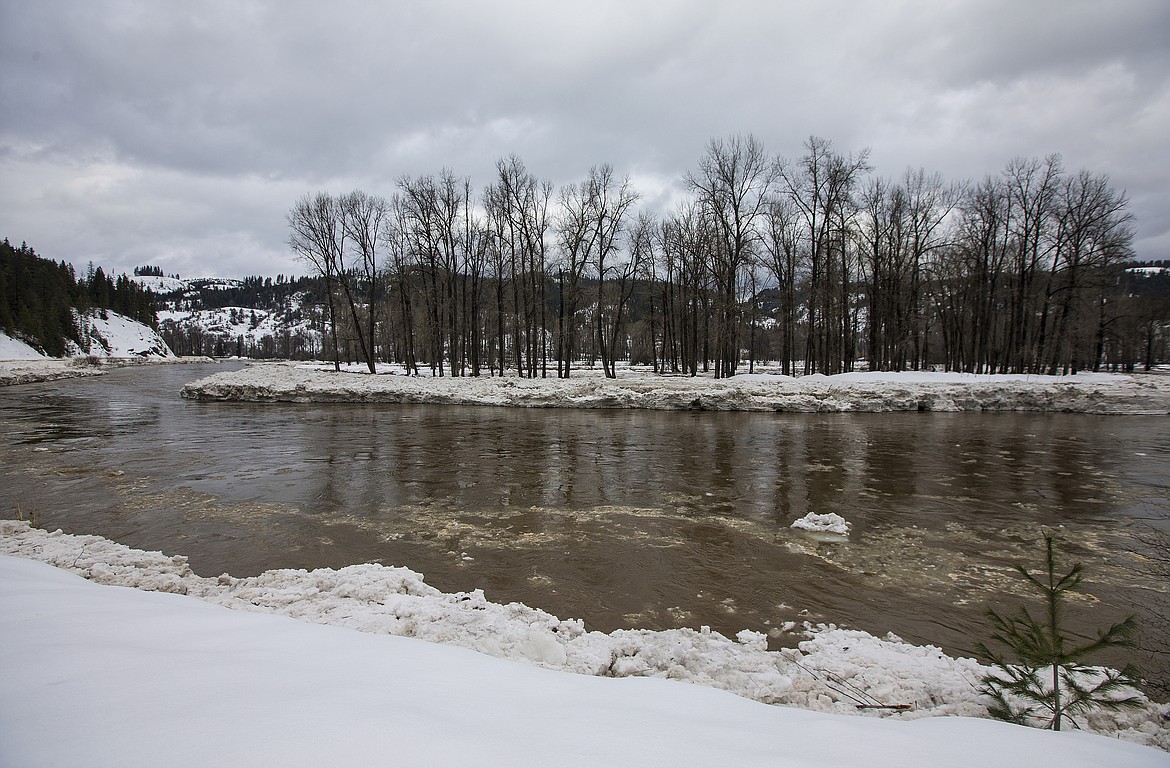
[0,355,217,387]
[2,520,1166,750]
[179,363,1170,414]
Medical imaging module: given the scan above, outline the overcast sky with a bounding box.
[2,0,1167,279]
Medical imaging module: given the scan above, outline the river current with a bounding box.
[2,363,1167,683]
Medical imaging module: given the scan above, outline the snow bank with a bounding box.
[0,355,212,387]
[180,363,1170,414]
[5,555,1164,768]
[1,520,1165,752]
[0,358,107,386]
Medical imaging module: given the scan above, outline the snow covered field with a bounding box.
[181,361,1170,414]
[2,520,1166,764]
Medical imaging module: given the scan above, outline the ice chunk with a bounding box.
[791,512,851,536]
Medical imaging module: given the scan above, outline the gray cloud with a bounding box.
[2,0,1167,278]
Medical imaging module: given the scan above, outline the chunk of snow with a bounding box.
[791,511,852,535]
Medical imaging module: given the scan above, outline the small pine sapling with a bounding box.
[977,532,1141,731]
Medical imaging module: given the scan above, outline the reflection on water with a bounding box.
[1,363,1167,683]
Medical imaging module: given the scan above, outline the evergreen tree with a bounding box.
[0,237,159,355]
[977,533,1141,731]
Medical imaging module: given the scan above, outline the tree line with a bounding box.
[290,135,1164,377]
[0,238,158,357]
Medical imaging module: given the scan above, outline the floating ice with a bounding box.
[791,511,852,536]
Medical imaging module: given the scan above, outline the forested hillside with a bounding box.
[0,238,159,356]
[150,274,327,358]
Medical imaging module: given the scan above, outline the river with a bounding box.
[2,362,1167,686]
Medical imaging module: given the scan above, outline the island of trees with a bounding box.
[289,135,1167,377]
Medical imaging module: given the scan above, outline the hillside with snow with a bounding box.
[135,274,324,358]
[70,309,174,358]
[0,309,172,361]
[130,274,187,294]
[0,331,43,360]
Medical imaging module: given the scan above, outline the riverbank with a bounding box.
[0,355,217,387]
[181,362,1170,414]
[1,520,1166,759]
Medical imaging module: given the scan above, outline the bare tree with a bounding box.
[1003,154,1063,372]
[762,196,803,375]
[660,202,714,375]
[288,192,344,371]
[480,157,550,376]
[582,164,639,378]
[554,178,600,377]
[779,136,871,374]
[687,134,777,378]
[338,190,387,373]
[381,196,420,375]
[1044,170,1133,374]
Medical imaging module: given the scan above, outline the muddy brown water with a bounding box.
[2,363,1167,688]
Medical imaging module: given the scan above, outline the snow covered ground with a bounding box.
[1,520,1166,764]
[0,357,109,386]
[0,330,44,360]
[180,361,1170,414]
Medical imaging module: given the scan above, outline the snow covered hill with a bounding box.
[129,274,187,294]
[1,310,173,360]
[136,275,324,358]
[70,309,174,358]
[157,303,320,357]
[0,331,44,360]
